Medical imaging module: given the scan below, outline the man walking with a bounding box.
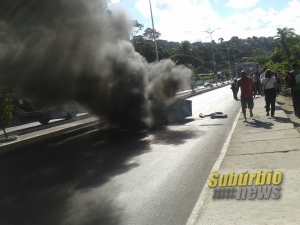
[236,70,255,122]
[231,79,238,100]
[291,63,300,118]
[255,71,261,96]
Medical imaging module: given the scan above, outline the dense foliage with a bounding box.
[130,24,300,75]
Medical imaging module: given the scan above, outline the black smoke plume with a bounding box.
[0,0,191,128]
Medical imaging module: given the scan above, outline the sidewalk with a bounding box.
[188,96,300,225]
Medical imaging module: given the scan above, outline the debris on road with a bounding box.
[199,112,228,119]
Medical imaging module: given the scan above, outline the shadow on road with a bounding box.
[245,119,274,129]
[273,116,295,123]
[149,126,201,145]
[0,125,199,225]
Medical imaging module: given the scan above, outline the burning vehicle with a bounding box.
[17,99,78,125]
[166,98,192,123]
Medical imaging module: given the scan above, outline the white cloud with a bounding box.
[135,0,221,42]
[226,0,261,9]
[110,0,120,3]
[134,0,300,43]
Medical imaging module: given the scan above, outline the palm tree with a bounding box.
[218,37,224,43]
[274,27,295,45]
[273,27,296,58]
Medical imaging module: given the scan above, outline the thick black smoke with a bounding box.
[0,0,191,128]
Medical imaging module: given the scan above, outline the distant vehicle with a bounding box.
[204,82,213,87]
[17,99,78,125]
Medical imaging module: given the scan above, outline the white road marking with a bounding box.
[186,109,241,225]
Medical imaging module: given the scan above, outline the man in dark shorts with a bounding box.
[236,70,255,122]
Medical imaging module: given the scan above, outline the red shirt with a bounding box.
[237,77,253,98]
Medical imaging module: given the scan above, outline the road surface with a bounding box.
[0,86,242,225]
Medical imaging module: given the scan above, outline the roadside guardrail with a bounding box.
[0,116,104,155]
[176,82,231,99]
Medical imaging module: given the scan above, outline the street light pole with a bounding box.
[149,0,159,62]
[232,53,240,78]
[202,28,220,73]
[242,57,249,71]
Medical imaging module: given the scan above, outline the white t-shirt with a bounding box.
[260,73,265,81]
[261,77,276,89]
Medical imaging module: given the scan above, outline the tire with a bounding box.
[66,113,72,120]
[39,115,50,125]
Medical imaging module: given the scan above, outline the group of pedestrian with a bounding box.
[231,62,299,122]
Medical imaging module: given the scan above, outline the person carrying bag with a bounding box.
[260,69,278,117]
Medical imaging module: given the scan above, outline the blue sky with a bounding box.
[109,0,300,43]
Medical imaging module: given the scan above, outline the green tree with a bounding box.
[273,27,296,58]
[195,66,210,74]
[223,70,230,79]
[264,61,291,74]
[170,41,203,68]
[249,55,270,66]
[286,35,300,62]
[0,83,14,138]
[230,36,240,44]
[143,28,161,40]
[130,20,144,47]
[181,40,191,54]
[214,52,222,63]
[274,27,296,47]
[135,40,157,62]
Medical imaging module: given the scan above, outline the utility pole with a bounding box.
[149,0,159,62]
[232,54,240,78]
[202,28,220,83]
[202,28,220,72]
[223,46,234,79]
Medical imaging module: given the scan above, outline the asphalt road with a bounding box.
[0,86,241,225]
